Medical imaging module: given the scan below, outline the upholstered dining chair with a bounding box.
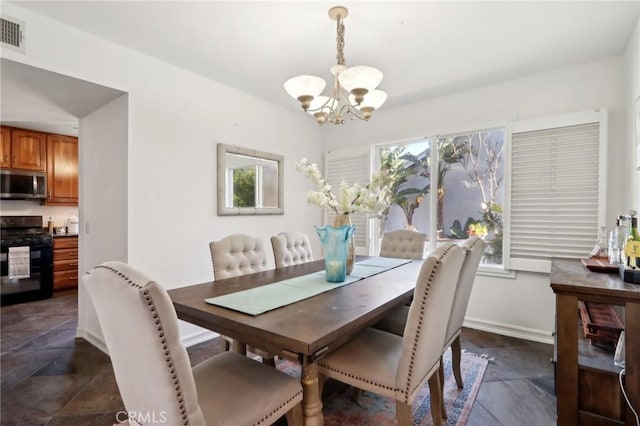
[209,234,276,365]
[379,229,427,260]
[270,231,314,268]
[209,234,270,280]
[379,229,428,310]
[316,244,465,426]
[374,236,485,390]
[84,261,303,426]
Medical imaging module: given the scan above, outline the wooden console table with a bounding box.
[551,259,640,425]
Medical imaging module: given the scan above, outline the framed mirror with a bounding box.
[217,143,284,215]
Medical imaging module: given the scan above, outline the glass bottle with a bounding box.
[590,226,609,259]
[609,215,629,264]
[622,214,640,269]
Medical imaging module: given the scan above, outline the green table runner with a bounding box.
[205,257,412,315]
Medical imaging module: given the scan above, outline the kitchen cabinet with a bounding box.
[0,126,10,168]
[551,259,639,426]
[46,134,78,205]
[53,236,78,290]
[0,126,47,171]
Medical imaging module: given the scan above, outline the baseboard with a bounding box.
[181,329,219,348]
[76,327,109,355]
[463,317,554,345]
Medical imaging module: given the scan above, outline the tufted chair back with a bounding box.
[84,261,207,426]
[396,243,464,402]
[270,231,314,268]
[209,234,269,280]
[444,236,485,345]
[380,229,427,260]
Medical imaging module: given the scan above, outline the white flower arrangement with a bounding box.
[296,158,392,216]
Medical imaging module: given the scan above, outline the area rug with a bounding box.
[275,348,488,425]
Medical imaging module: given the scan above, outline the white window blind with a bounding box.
[509,111,605,273]
[325,147,371,255]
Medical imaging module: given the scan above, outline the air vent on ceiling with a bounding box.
[1,15,25,53]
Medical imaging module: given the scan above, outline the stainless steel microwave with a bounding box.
[0,169,47,199]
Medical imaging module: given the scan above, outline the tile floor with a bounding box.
[0,290,557,425]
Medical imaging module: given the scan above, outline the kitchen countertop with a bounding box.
[51,233,78,238]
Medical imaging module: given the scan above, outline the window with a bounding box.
[325,109,605,275]
[374,129,506,268]
[509,110,607,273]
[378,141,432,235]
[437,128,506,266]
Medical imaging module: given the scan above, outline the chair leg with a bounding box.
[428,373,443,426]
[285,402,304,426]
[222,338,230,352]
[351,387,362,402]
[231,340,247,356]
[263,355,277,368]
[439,357,447,420]
[451,336,464,389]
[318,374,326,399]
[395,400,413,426]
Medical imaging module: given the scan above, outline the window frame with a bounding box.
[346,109,605,277]
[507,109,608,273]
[371,122,509,275]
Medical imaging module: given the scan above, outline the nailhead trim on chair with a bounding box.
[316,363,402,394]
[402,244,457,403]
[93,265,191,426]
[255,389,303,425]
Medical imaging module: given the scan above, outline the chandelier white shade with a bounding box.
[283,6,387,125]
[283,75,326,110]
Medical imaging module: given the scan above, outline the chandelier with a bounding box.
[283,6,387,125]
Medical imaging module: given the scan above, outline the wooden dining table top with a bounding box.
[168,258,422,361]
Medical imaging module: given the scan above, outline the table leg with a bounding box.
[624,301,639,426]
[556,293,578,425]
[301,358,324,426]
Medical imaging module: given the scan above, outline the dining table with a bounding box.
[168,258,423,426]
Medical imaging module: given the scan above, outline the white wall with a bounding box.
[0,200,77,229]
[323,57,627,342]
[78,94,129,348]
[2,3,324,346]
[623,18,640,212]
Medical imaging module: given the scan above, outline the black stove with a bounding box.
[1,215,54,305]
[0,216,53,247]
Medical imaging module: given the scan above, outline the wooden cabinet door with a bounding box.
[53,237,78,290]
[46,134,78,205]
[0,127,10,168]
[11,129,46,171]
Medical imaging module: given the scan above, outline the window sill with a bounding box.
[477,265,516,279]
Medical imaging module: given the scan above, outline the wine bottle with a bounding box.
[622,214,640,269]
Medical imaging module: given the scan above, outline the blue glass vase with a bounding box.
[315,224,356,282]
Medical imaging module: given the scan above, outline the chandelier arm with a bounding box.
[337,85,368,122]
[305,97,334,113]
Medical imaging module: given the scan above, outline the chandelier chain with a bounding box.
[336,17,345,66]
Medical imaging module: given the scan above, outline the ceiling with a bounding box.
[2,1,639,128]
